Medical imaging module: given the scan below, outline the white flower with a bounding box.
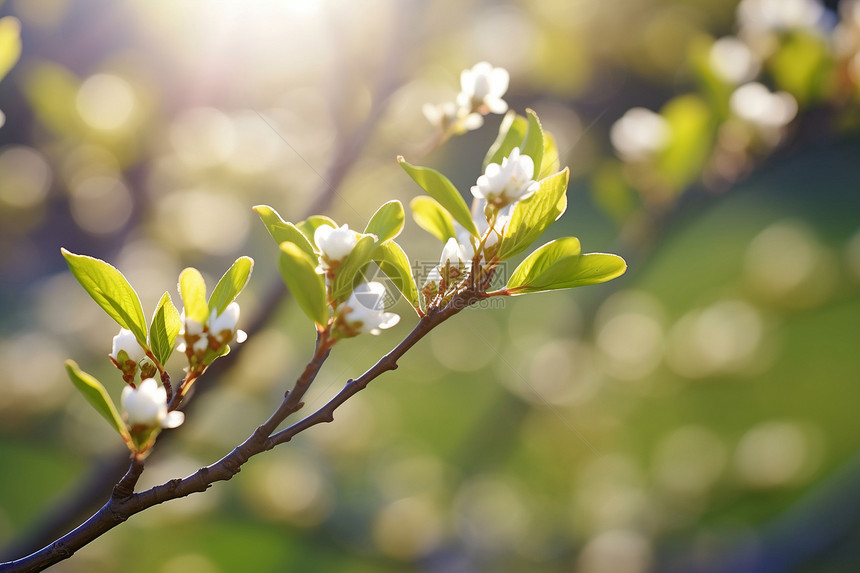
[610,107,671,161]
[737,0,825,33]
[209,302,240,338]
[315,224,358,264]
[423,102,458,129]
[343,282,400,335]
[179,309,204,337]
[110,328,145,364]
[709,37,761,85]
[471,148,539,206]
[440,237,467,268]
[121,378,184,429]
[456,62,509,115]
[423,102,484,132]
[730,82,798,129]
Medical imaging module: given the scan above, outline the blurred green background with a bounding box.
[2,0,860,571]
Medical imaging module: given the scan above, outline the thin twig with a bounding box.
[0,290,478,573]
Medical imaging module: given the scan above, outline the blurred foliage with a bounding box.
[1,0,860,572]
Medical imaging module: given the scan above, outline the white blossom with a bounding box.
[423,101,484,132]
[314,224,358,265]
[343,282,400,335]
[440,237,467,268]
[737,0,825,33]
[209,302,240,339]
[471,148,539,206]
[610,107,671,161]
[121,378,184,429]
[457,62,510,115]
[110,328,145,364]
[730,82,798,129]
[709,37,761,85]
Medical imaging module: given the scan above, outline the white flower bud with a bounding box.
[110,328,145,364]
[456,62,509,115]
[609,107,671,161]
[209,302,240,339]
[440,237,467,268]
[343,282,400,335]
[471,148,539,206]
[315,224,358,263]
[121,378,184,429]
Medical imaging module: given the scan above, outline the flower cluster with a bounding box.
[424,62,510,135]
[178,302,245,369]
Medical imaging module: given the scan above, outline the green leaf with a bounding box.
[296,215,338,246]
[539,131,560,180]
[410,196,456,242]
[61,249,148,344]
[496,168,570,261]
[65,360,131,444]
[253,205,316,258]
[656,95,714,193]
[507,238,627,294]
[331,235,377,302]
[208,256,254,315]
[278,242,328,327]
[178,267,209,324]
[365,200,405,243]
[372,241,420,312]
[484,111,528,170]
[397,157,479,237]
[520,109,544,177]
[0,17,22,84]
[149,292,181,367]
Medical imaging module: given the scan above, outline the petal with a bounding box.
[314,224,334,249]
[490,67,510,96]
[486,97,508,115]
[162,410,185,429]
[378,312,400,330]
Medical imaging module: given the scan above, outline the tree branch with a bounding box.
[0,291,478,573]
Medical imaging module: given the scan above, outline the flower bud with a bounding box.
[209,302,240,343]
[315,224,358,264]
[342,282,400,335]
[110,328,145,364]
[121,378,184,429]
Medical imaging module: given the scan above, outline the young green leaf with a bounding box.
[253,205,316,258]
[520,109,544,177]
[178,267,209,324]
[410,196,456,242]
[496,168,570,261]
[506,237,627,294]
[208,256,254,315]
[296,215,338,246]
[331,235,377,302]
[61,249,148,344]
[539,131,560,180]
[278,242,328,327]
[397,157,479,237]
[65,360,131,444]
[484,111,528,169]
[372,241,420,312]
[149,292,181,366]
[365,200,405,244]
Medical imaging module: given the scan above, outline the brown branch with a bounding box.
[0,292,477,573]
